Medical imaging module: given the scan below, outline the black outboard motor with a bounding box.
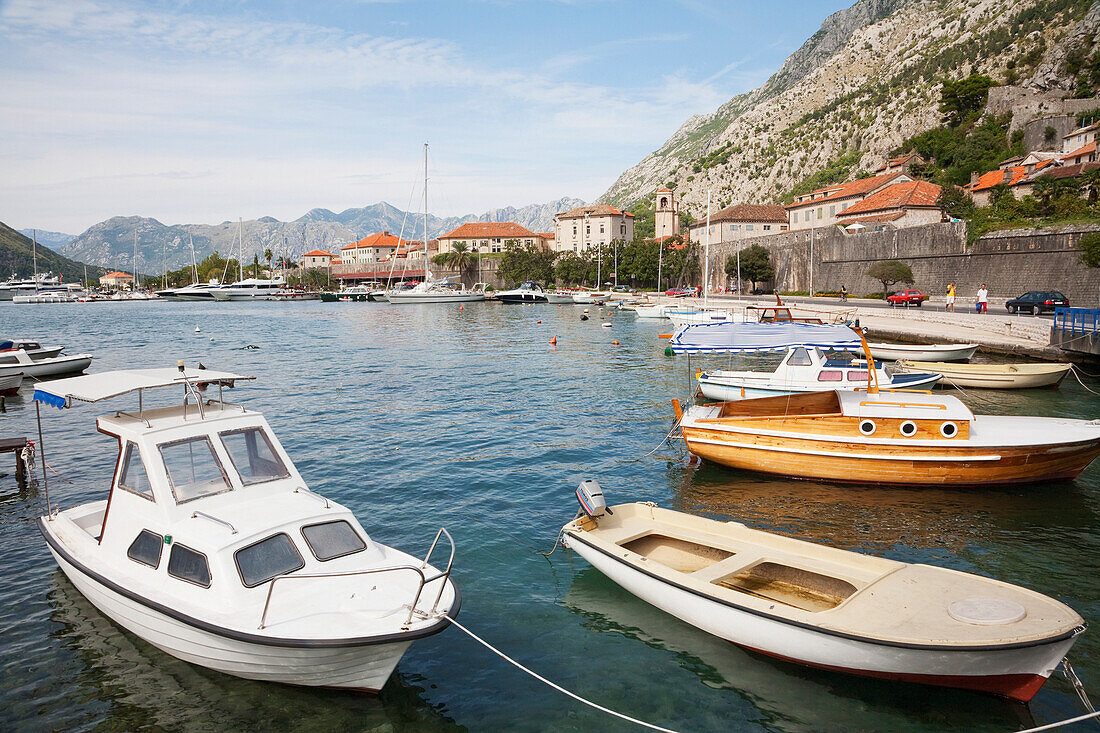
[576,479,612,518]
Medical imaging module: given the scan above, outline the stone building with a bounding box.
[654,187,680,238]
[553,205,634,253]
[99,271,134,290]
[785,172,910,231]
[340,232,411,265]
[1062,122,1100,154]
[437,222,544,255]
[873,153,925,176]
[686,203,788,244]
[835,181,945,230]
[301,250,337,269]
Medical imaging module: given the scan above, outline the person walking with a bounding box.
[977,283,988,314]
[946,281,956,312]
[839,285,848,302]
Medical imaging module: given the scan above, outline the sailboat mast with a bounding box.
[238,218,244,281]
[704,189,711,308]
[190,234,197,284]
[32,229,38,292]
[133,230,139,292]
[423,142,428,278]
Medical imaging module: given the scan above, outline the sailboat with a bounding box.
[12,230,78,303]
[211,219,285,301]
[389,144,487,304]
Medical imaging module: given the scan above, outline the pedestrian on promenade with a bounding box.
[946,281,956,312]
[977,283,988,314]
[840,285,848,302]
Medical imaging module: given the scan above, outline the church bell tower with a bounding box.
[654,187,680,238]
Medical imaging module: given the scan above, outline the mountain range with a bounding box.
[50,197,584,272]
[599,0,1099,213]
[0,222,107,282]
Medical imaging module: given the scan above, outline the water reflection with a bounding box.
[46,572,466,732]
[564,567,1032,733]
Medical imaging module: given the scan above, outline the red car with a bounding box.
[886,289,928,307]
[665,287,699,297]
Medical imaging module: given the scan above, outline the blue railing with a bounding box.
[1054,307,1100,336]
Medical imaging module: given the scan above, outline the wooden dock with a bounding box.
[0,437,29,483]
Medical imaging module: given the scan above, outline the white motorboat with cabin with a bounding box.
[867,342,978,362]
[545,291,577,304]
[33,366,460,692]
[632,302,675,319]
[666,308,752,328]
[0,274,67,301]
[497,281,550,304]
[561,482,1086,701]
[171,282,228,301]
[572,290,609,305]
[0,348,93,380]
[14,290,78,304]
[211,277,287,301]
[690,324,941,399]
[1,339,65,360]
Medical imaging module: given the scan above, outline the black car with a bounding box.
[1005,290,1069,314]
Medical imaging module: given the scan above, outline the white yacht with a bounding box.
[34,366,460,692]
[211,277,287,301]
[172,281,227,301]
[0,274,66,301]
[496,281,550,304]
[388,275,487,304]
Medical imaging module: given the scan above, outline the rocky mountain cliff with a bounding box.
[600,0,1099,215]
[60,197,584,271]
[18,228,76,250]
[0,221,106,282]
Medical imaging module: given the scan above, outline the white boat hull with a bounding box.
[0,372,22,393]
[387,292,486,304]
[867,343,978,362]
[667,311,749,327]
[697,371,942,400]
[563,533,1075,699]
[0,354,92,379]
[45,540,412,691]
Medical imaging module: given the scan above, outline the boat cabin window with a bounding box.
[816,370,843,382]
[235,533,305,588]
[301,520,367,561]
[127,529,163,568]
[847,370,869,381]
[168,544,212,587]
[786,348,812,366]
[219,427,290,486]
[118,442,154,501]
[159,437,232,503]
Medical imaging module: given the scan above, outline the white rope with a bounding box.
[1069,365,1100,396]
[1015,709,1100,732]
[442,615,677,732]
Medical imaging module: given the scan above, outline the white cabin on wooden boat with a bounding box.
[34,366,459,692]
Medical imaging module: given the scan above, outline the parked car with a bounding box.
[665,287,699,297]
[1005,290,1069,314]
[886,289,928,307]
[612,285,634,293]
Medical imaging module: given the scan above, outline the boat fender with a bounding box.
[577,479,611,517]
[601,323,612,328]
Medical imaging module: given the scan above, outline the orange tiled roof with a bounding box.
[1061,141,1097,162]
[103,271,133,278]
[656,187,673,193]
[698,203,787,224]
[1032,160,1100,181]
[557,204,635,219]
[874,153,917,172]
[785,172,905,209]
[341,231,410,251]
[837,181,942,217]
[538,232,554,239]
[969,167,1030,192]
[841,211,907,224]
[302,249,336,257]
[439,222,537,239]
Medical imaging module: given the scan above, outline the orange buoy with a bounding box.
[549,336,558,345]
[537,320,542,324]
[612,340,620,345]
[658,333,673,339]
[459,305,464,310]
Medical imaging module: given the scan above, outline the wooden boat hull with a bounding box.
[679,422,1100,486]
[896,361,1072,389]
[563,530,1076,701]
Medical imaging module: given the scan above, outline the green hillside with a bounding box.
[0,221,109,283]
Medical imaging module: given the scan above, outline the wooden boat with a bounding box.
[561,488,1085,701]
[698,346,941,400]
[669,322,1100,486]
[894,360,1072,389]
[867,342,978,362]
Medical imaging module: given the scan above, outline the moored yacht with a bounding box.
[497,281,549,303]
[33,366,460,692]
[211,276,287,301]
[387,274,487,304]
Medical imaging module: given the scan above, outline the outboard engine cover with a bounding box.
[576,479,612,518]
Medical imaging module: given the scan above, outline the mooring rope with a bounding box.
[1069,365,1100,397]
[1015,709,1100,732]
[441,615,677,732]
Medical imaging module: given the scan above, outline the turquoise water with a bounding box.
[1,300,1097,732]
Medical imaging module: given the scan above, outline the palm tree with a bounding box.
[1080,167,1100,204]
[1032,175,1057,217]
[447,242,472,272]
[264,248,273,273]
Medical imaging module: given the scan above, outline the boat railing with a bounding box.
[191,510,238,534]
[257,526,455,630]
[293,485,330,509]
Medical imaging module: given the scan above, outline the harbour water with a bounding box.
[1,301,1098,732]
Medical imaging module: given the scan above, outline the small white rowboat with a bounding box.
[867,342,978,362]
[562,485,1085,701]
[895,361,1073,389]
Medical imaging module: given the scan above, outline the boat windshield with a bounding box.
[219,427,289,486]
[159,437,232,503]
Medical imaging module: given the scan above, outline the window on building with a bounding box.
[746,224,754,231]
[764,225,771,231]
[119,442,153,500]
[572,226,577,236]
[730,224,739,231]
[805,211,811,222]
[586,226,590,235]
[781,225,788,231]
[599,225,605,234]
[829,205,835,217]
[817,208,823,219]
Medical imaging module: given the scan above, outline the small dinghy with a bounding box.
[866,342,978,362]
[561,481,1085,701]
[33,365,459,692]
[894,360,1072,389]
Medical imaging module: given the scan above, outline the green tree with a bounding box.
[1078,232,1100,267]
[499,244,557,285]
[727,244,774,291]
[264,248,273,271]
[865,260,914,299]
[939,73,997,128]
[630,199,655,240]
[252,253,261,277]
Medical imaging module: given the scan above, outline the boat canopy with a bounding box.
[668,322,862,354]
[34,367,253,409]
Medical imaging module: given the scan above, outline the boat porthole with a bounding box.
[899,421,918,437]
[941,421,958,438]
[858,419,876,436]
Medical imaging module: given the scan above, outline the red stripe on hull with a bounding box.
[737,642,1049,701]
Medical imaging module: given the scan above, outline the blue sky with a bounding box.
[1,0,849,233]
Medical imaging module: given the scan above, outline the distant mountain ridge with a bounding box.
[58,197,584,270]
[0,221,106,281]
[18,228,76,250]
